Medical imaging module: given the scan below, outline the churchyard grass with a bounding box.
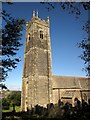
[2,106,20,112]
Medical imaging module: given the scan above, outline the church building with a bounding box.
[21,11,90,111]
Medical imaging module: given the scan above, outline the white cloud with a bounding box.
[7,85,21,91]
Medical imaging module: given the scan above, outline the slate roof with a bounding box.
[52,75,90,90]
[79,78,90,90]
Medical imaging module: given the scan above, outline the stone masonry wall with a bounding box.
[21,15,52,111]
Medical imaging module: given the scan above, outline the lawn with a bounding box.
[2,106,20,112]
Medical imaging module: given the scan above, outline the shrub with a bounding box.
[2,98,10,110]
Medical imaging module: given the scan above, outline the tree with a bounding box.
[41,2,90,77]
[1,6,25,81]
[7,91,21,106]
[2,98,10,110]
[78,20,90,77]
[40,2,90,15]
[2,91,21,110]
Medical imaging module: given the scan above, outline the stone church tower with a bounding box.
[21,11,52,111]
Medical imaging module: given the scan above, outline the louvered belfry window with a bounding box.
[40,31,43,39]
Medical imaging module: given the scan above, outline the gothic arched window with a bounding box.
[28,33,30,40]
[29,36,30,40]
[40,31,43,39]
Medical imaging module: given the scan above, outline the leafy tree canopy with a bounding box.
[78,20,90,77]
[7,91,21,106]
[1,8,25,81]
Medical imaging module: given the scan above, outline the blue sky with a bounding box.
[2,2,88,90]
